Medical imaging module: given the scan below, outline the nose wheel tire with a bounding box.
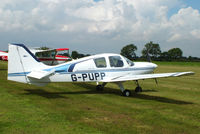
[135,86,142,93]
[123,90,131,97]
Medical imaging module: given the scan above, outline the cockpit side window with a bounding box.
[94,57,107,68]
[124,57,134,66]
[109,56,124,67]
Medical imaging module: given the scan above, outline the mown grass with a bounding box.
[0,61,200,134]
[154,61,200,66]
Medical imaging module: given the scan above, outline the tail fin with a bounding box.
[8,43,47,84]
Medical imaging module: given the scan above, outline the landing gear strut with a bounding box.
[96,81,143,97]
[96,82,107,91]
[116,82,131,97]
[135,80,142,93]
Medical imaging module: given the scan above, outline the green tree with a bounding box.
[168,48,183,60]
[71,51,79,59]
[159,51,169,61]
[39,46,50,50]
[71,51,90,59]
[142,41,161,59]
[120,44,137,60]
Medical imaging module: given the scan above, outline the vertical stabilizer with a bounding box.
[8,43,47,84]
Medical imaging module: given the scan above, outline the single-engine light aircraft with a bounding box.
[0,50,8,61]
[7,44,194,97]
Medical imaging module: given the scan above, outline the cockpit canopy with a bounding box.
[93,54,134,68]
[72,54,134,72]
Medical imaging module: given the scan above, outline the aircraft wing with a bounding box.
[27,69,55,79]
[102,71,194,82]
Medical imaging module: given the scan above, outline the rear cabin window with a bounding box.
[94,57,107,68]
[109,56,124,67]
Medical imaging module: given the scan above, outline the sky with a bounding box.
[0,0,200,57]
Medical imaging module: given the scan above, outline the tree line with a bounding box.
[39,41,200,61]
[120,41,200,62]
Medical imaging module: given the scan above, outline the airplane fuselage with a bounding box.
[8,53,157,85]
[29,59,157,84]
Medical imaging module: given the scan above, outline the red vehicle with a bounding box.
[31,48,71,65]
[0,48,71,65]
[0,50,8,61]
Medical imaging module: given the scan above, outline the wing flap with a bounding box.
[27,69,55,79]
[102,71,194,82]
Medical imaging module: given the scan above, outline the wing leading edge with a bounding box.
[102,71,194,82]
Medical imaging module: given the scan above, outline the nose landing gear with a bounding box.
[135,80,143,93]
[116,82,131,97]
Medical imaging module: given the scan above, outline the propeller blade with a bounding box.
[147,49,151,62]
[152,71,158,85]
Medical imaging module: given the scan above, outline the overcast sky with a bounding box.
[0,0,200,57]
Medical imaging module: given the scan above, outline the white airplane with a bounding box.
[7,43,194,97]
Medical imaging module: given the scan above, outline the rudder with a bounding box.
[7,43,47,84]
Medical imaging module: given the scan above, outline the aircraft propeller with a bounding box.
[146,49,158,85]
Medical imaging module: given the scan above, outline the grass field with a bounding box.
[0,61,200,134]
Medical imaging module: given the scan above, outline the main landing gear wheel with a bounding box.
[96,85,104,91]
[135,86,142,93]
[123,90,131,97]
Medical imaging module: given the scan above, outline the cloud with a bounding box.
[168,34,181,42]
[168,7,200,41]
[0,0,200,56]
[191,30,200,39]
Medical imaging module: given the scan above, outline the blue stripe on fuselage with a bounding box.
[43,58,92,73]
[44,64,71,72]
[8,72,30,76]
[7,67,154,77]
[56,67,155,74]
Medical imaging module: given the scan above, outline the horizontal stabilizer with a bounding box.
[27,70,55,79]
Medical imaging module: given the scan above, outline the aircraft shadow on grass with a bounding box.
[24,83,193,105]
[0,69,7,71]
[24,89,69,99]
